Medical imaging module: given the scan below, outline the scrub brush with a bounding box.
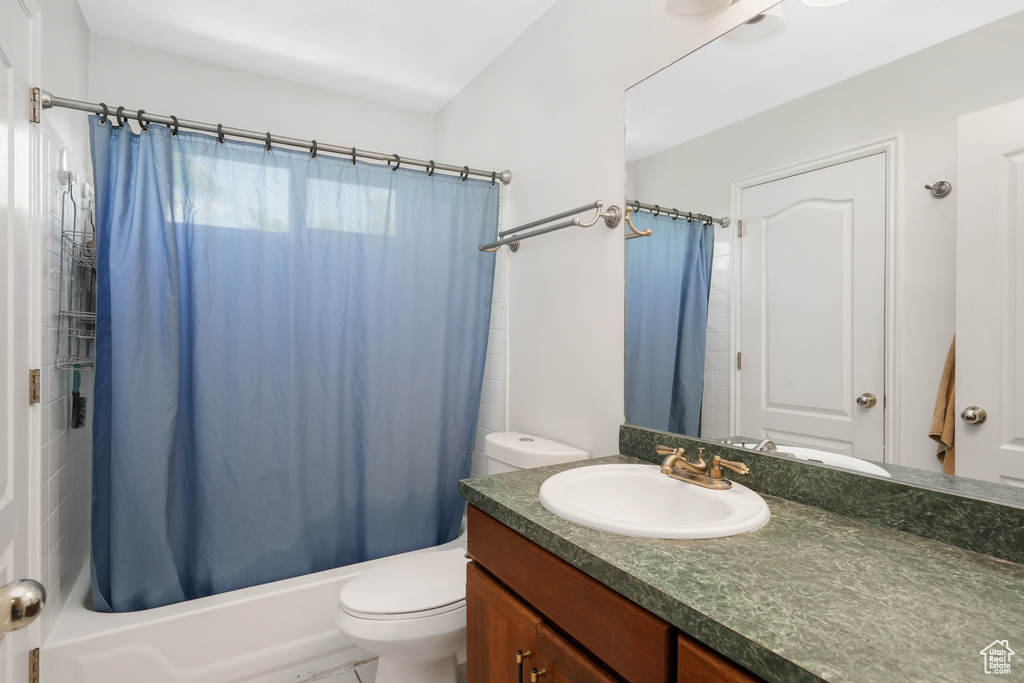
[71,367,87,429]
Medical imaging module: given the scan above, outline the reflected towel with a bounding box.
[929,336,956,475]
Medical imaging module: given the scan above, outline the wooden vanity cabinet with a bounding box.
[467,505,764,683]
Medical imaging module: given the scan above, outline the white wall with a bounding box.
[435,0,776,460]
[88,35,434,161]
[630,14,1024,471]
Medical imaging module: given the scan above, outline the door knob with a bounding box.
[856,393,877,408]
[0,579,46,632]
[960,406,987,425]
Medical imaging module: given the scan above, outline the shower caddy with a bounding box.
[56,172,96,371]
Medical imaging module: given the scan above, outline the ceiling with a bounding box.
[75,0,559,114]
[626,0,1024,161]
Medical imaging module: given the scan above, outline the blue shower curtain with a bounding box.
[625,212,714,436]
[90,118,498,612]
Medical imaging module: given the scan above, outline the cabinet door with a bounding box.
[532,623,618,683]
[467,562,543,683]
[677,633,764,683]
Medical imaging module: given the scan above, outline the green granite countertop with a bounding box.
[459,456,1024,683]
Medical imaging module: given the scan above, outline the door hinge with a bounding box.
[29,648,39,683]
[737,219,743,238]
[30,87,41,124]
[29,369,41,405]
[736,352,742,370]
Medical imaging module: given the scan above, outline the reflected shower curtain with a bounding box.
[625,211,714,436]
[90,118,498,612]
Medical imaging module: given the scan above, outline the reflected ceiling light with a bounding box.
[800,0,852,6]
[722,5,786,43]
[666,0,735,20]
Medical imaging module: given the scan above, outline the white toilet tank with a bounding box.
[482,432,588,475]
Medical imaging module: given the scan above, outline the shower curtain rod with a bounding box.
[33,89,512,185]
[626,199,730,228]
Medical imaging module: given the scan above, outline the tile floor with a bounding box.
[299,658,467,682]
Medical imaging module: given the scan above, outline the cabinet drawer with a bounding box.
[468,506,675,682]
[677,632,764,683]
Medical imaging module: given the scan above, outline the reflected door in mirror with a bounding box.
[956,97,1024,485]
[738,153,886,460]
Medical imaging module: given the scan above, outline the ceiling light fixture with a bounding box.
[722,5,787,44]
[666,0,736,20]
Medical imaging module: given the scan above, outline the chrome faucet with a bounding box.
[754,438,777,453]
[656,445,750,490]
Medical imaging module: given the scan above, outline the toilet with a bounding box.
[334,432,588,683]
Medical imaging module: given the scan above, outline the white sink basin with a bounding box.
[776,446,891,477]
[538,464,770,539]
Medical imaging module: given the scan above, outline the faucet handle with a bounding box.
[655,444,684,457]
[710,455,750,480]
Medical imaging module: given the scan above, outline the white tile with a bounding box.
[479,379,504,408]
[477,402,504,432]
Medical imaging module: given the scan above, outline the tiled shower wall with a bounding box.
[701,231,732,441]
[38,124,93,640]
[471,184,510,476]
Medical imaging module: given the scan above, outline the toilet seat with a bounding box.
[339,548,469,621]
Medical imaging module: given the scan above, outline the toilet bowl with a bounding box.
[335,547,470,683]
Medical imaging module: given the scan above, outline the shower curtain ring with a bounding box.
[460,166,469,182]
[217,123,225,145]
[653,205,660,217]
[169,115,179,137]
[351,147,357,165]
[390,154,400,171]
[632,200,640,212]
[671,208,679,220]
[426,160,435,177]
[310,139,317,159]
[491,171,496,186]
[136,110,148,132]
[265,133,272,153]
[116,106,127,128]
[98,103,109,125]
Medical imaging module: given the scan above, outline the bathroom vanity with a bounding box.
[460,452,1024,683]
[466,505,759,682]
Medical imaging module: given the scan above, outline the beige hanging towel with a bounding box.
[929,336,956,475]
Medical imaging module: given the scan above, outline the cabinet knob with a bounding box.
[517,650,532,683]
[531,668,548,682]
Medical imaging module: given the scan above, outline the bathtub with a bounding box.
[42,531,467,683]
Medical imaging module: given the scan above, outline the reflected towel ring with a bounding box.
[265,133,272,153]
[310,139,317,159]
[390,154,401,171]
[460,166,469,182]
[115,106,127,129]
[168,115,179,137]
[426,160,435,177]
[491,171,496,187]
[98,103,109,125]
[136,110,148,133]
[217,123,225,145]
[351,147,357,165]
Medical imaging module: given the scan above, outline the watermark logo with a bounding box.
[981,640,1015,675]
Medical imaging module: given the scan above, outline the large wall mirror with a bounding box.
[625,0,1024,487]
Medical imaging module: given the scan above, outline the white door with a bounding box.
[955,98,1024,485]
[738,153,887,460]
[0,2,41,681]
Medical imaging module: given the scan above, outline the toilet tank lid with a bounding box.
[339,548,469,616]
[484,432,589,469]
